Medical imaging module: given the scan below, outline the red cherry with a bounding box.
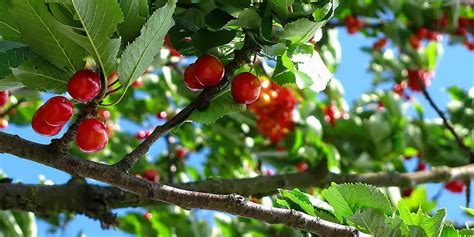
[437,17,449,29]
[41,96,73,127]
[132,78,143,88]
[67,70,101,103]
[466,41,474,51]
[231,72,261,104]
[470,18,474,27]
[426,31,442,41]
[402,188,413,197]
[392,81,407,96]
[455,27,468,36]
[416,28,428,38]
[76,118,108,153]
[0,118,8,129]
[156,111,167,120]
[409,36,421,49]
[98,109,111,120]
[136,130,147,140]
[142,169,157,182]
[176,148,187,159]
[194,54,224,87]
[458,17,468,27]
[373,38,388,50]
[444,180,466,193]
[0,91,8,107]
[407,69,432,92]
[144,212,153,220]
[184,63,205,91]
[32,107,62,136]
[295,162,308,172]
[416,161,426,171]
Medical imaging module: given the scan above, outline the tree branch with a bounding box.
[0,131,358,236]
[113,36,259,172]
[421,87,474,162]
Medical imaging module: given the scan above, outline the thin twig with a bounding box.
[113,36,260,172]
[420,86,473,162]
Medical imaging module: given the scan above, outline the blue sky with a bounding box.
[0,30,473,236]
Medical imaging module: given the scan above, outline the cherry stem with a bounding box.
[106,86,123,96]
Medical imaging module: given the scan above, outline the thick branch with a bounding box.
[113,36,259,172]
[0,131,357,236]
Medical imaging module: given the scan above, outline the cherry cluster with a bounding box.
[0,91,10,129]
[409,27,442,49]
[184,55,261,105]
[31,70,108,153]
[248,81,297,143]
[344,16,365,34]
[455,17,474,51]
[323,103,347,127]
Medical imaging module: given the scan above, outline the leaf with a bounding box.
[348,208,406,237]
[281,18,324,44]
[0,46,35,79]
[9,0,85,70]
[227,7,261,29]
[0,0,21,41]
[118,0,176,88]
[9,57,72,93]
[62,0,124,76]
[461,207,474,216]
[397,199,446,237]
[321,183,394,222]
[424,41,440,71]
[118,0,149,43]
[440,223,459,237]
[402,187,436,213]
[268,0,294,19]
[188,91,246,124]
[191,28,237,54]
[278,189,316,216]
[205,9,235,30]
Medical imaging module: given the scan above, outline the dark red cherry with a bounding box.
[67,70,101,103]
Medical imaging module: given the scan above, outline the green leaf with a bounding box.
[205,9,235,30]
[321,183,394,222]
[424,42,439,71]
[397,199,446,237]
[268,0,294,19]
[62,0,124,76]
[278,189,316,216]
[227,7,261,29]
[191,28,236,54]
[118,0,176,88]
[9,57,71,93]
[348,208,406,237]
[0,46,35,79]
[281,18,323,44]
[461,207,474,216]
[440,223,459,237]
[118,0,149,43]
[402,187,436,213]
[9,0,85,70]
[0,0,22,41]
[189,91,246,124]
